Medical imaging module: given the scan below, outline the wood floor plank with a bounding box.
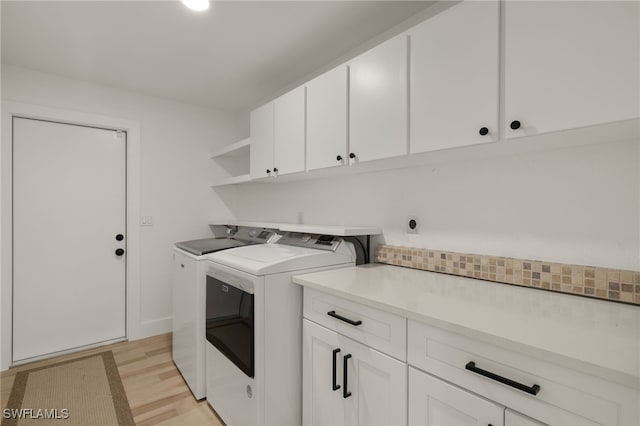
[1,333,224,425]
[136,408,180,426]
[131,390,193,417]
[119,360,175,379]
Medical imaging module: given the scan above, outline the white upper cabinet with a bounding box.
[274,85,306,175]
[306,65,349,171]
[249,102,274,179]
[349,34,408,164]
[505,1,640,138]
[410,1,499,153]
[250,86,305,179]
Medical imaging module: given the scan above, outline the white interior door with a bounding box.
[12,117,127,362]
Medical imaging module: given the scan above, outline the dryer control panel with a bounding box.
[276,232,341,251]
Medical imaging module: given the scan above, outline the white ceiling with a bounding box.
[2,1,434,112]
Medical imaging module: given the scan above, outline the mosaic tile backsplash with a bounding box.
[375,245,640,305]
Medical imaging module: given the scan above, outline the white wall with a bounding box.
[217,137,640,271]
[1,64,243,339]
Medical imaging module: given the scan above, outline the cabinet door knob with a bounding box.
[115,248,125,256]
[273,167,278,173]
[115,234,124,241]
[510,120,521,130]
[479,127,489,136]
[349,153,356,159]
[266,169,271,174]
[336,155,342,162]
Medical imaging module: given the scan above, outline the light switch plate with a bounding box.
[140,216,153,226]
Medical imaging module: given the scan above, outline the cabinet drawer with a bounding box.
[408,320,637,426]
[303,288,406,361]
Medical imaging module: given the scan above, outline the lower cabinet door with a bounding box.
[409,367,504,426]
[342,333,407,426]
[303,319,346,426]
[504,409,545,426]
[304,319,408,426]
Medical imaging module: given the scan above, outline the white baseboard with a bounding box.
[134,316,172,340]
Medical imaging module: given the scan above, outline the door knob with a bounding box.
[115,234,124,241]
[510,120,521,130]
[115,248,125,256]
[336,155,342,161]
[266,169,271,174]
[273,167,278,173]
[349,153,356,159]
[479,127,489,136]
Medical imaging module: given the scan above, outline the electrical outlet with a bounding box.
[407,216,418,234]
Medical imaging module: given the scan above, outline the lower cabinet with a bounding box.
[302,289,638,426]
[504,409,545,426]
[409,367,504,426]
[303,319,407,426]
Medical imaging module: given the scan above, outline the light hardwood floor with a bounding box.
[1,333,224,425]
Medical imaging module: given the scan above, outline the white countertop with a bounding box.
[292,264,640,389]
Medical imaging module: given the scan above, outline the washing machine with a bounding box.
[172,227,277,399]
[203,232,356,425]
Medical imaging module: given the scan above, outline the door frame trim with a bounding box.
[1,101,142,370]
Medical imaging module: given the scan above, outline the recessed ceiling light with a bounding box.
[182,0,209,12]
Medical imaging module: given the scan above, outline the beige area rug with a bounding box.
[3,351,134,426]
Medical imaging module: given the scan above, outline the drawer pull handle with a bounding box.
[332,348,341,391]
[465,361,541,396]
[327,310,362,326]
[343,354,352,398]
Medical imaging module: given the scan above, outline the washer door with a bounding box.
[205,275,254,377]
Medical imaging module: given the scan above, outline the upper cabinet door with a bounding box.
[306,66,348,171]
[250,102,274,179]
[505,1,640,138]
[410,1,499,154]
[274,86,306,176]
[349,34,408,164]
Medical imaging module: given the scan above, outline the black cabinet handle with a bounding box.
[332,348,341,391]
[343,354,352,398]
[327,310,362,326]
[115,248,125,256]
[115,234,124,241]
[336,155,342,161]
[349,153,356,159]
[266,169,271,174]
[465,361,540,395]
[273,167,278,173]
[479,127,489,136]
[510,120,521,130]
